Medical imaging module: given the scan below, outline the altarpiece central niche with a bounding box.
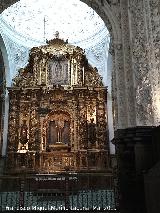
[47,111,71,148]
[6,36,110,174]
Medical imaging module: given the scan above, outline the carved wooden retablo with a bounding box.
[6,37,110,174]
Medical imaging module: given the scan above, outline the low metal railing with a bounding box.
[0,173,119,212]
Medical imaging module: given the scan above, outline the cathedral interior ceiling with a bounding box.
[0,0,111,86]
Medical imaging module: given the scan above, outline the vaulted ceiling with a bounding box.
[0,0,110,85]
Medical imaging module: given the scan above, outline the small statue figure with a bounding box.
[20,120,28,145]
[62,120,70,144]
[88,118,96,144]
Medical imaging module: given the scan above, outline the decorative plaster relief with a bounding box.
[2,34,29,80]
[81,0,114,40]
[85,40,109,85]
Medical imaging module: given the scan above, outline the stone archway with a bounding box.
[0,34,10,156]
[0,0,136,130]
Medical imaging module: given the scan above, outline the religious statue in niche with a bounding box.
[62,121,70,144]
[49,59,69,85]
[48,120,70,145]
[20,120,28,145]
[88,118,96,144]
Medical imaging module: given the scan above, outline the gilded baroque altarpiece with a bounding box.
[6,37,110,173]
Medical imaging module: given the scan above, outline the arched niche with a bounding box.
[43,110,72,152]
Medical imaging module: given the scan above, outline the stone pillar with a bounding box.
[128,0,154,126]
[113,126,154,213]
[1,92,9,156]
[107,52,115,154]
[144,126,160,213]
[144,162,160,213]
[120,0,136,127]
[114,43,128,129]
